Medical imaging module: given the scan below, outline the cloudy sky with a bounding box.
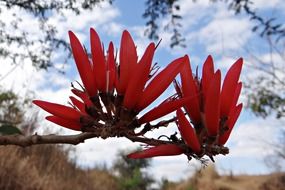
[1,0,284,181]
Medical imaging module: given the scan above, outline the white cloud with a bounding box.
[74,138,138,167]
[160,0,253,63]
[215,115,284,174]
[102,22,124,37]
[198,15,251,54]
[150,156,200,181]
[253,0,285,10]
[228,118,281,157]
[178,0,215,27]
[47,2,121,41]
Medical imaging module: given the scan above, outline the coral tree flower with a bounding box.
[33,29,187,133]
[128,56,243,159]
[177,56,243,151]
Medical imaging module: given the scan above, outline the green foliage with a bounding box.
[246,78,285,119]
[0,90,23,124]
[0,124,22,135]
[249,88,285,119]
[0,89,25,135]
[113,149,154,190]
[187,186,195,190]
[143,0,185,48]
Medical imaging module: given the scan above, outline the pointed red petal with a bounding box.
[204,70,221,136]
[181,56,201,125]
[123,43,155,109]
[220,58,243,117]
[231,82,242,108]
[127,144,184,159]
[139,97,193,124]
[68,31,97,97]
[106,42,116,92]
[218,103,243,145]
[33,100,81,120]
[69,96,86,114]
[176,109,201,153]
[135,56,186,111]
[71,89,93,107]
[117,30,138,94]
[46,116,81,131]
[201,55,215,101]
[90,28,106,91]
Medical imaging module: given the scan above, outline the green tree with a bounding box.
[113,149,155,190]
[0,89,24,135]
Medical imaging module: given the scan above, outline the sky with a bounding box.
[0,0,285,182]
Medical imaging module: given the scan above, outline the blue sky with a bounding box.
[0,0,285,181]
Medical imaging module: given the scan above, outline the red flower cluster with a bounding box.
[33,29,243,161]
[33,29,189,134]
[128,56,243,159]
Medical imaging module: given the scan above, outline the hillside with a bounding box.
[167,165,285,190]
[0,145,118,190]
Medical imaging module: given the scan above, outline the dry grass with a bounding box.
[0,145,284,190]
[0,145,117,190]
[169,165,285,190]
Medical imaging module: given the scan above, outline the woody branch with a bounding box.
[0,131,170,147]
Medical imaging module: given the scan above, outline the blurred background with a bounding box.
[0,0,284,189]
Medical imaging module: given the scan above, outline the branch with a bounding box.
[0,130,229,162]
[0,131,171,147]
[0,132,99,147]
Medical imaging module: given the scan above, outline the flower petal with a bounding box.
[220,58,243,117]
[116,30,138,94]
[135,56,186,111]
[139,97,194,124]
[68,31,97,97]
[123,43,155,109]
[106,42,116,92]
[90,28,106,91]
[204,70,221,136]
[71,89,93,107]
[218,103,243,145]
[231,82,242,109]
[127,144,184,159]
[69,96,86,114]
[202,55,215,102]
[46,116,81,131]
[176,109,201,153]
[33,100,81,120]
[181,56,201,125]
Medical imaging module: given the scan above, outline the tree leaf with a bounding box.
[0,124,22,135]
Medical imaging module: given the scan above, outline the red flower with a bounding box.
[46,116,81,131]
[115,30,138,94]
[69,31,97,97]
[33,100,84,131]
[176,108,201,153]
[127,144,184,159]
[33,29,187,131]
[178,55,243,145]
[33,100,81,121]
[139,97,195,124]
[128,56,243,160]
[33,29,243,162]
